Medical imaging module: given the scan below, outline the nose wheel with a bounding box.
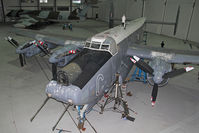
[78,120,85,131]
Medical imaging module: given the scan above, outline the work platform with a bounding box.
[130,66,147,83]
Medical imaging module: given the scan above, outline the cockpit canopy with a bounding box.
[84,36,117,56]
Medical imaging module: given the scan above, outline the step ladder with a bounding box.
[130,66,147,83]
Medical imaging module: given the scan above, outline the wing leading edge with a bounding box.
[12,29,85,47]
[127,45,199,64]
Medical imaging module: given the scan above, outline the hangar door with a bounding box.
[0,0,5,22]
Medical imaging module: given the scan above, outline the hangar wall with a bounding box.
[144,0,199,43]
[0,0,2,22]
[187,0,199,43]
[97,0,199,43]
[4,0,70,12]
[97,0,143,22]
[2,0,199,43]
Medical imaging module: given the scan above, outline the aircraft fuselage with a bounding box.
[46,19,144,112]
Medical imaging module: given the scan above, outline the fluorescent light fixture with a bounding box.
[73,0,81,4]
[40,0,48,3]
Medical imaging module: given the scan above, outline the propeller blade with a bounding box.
[36,44,49,56]
[163,66,194,79]
[130,56,154,74]
[10,37,19,47]
[19,54,24,67]
[5,36,19,48]
[151,83,158,106]
[52,63,57,81]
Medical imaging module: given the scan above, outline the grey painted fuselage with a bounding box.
[46,18,145,112]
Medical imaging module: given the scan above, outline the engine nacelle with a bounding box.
[16,40,40,57]
[147,58,172,87]
[16,40,55,57]
[49,44,82,67]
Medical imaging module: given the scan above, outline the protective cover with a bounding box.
[60,48,112,88]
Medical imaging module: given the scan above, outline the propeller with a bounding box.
[130,56,158,106]
[163,67,194,79]
[130,56,195,106]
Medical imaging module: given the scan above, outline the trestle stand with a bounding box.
[52,104,71,131]
[30,97,50,122]
[100,73,135,122]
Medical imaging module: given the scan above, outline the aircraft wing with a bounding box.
[127,45,199,64]
[12,29,85,47]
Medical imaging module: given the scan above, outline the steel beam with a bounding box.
[0,0,5,23]
[54,0,56,11]
[70,0,72,13]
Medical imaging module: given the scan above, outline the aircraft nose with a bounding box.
[46,80,81,105]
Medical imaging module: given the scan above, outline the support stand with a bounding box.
[30,97,97,133]
[131,65,147,83]
[100,73,135,122]
[52,104,71,131]
[30,97,50,122]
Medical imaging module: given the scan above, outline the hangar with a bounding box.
[0,0,199,133]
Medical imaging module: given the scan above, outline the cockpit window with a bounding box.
[101,44,109,50]
[85,42,90,47]
[84,37,117,55]
[91,43,100,49]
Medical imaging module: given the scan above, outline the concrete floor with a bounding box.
[0,20,199,133]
